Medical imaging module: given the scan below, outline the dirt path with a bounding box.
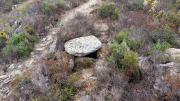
[59,0,101,24]
[0,0,101,99]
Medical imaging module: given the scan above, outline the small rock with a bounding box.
[82,69,93,79]
[12,70,22,76]
[9,64,15,69]
[69,59,74,70]
[42,37,47,42]
[0,75,8,79]
[36,47,45,51]
[30,52,35,55]
[46,35,52,41]
[73,79,84,88]
[39,33,45,36]
[12,5,18,10]
[40,44,46,47]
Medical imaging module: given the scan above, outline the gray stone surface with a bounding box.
[73,79,85,88]
[64,35,102,56]
[49,38,57,53]
[78,95,92,101]
[165,48,180,61]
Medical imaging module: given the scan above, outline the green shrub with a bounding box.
[98,2,118,19]
[121,51,139,71]
[42,1,67,16]
[124,1,143,11]
[0,0,26,13]
[156,10,180,32]
[153,24,179,47]
[56,0,67,10]
[176,0,180,9]
[3,32,38,58]
[121,51,140,82]
[18,5,27,14]
[51,83,76,100]
[108,38,129,67]
[108,31,141,66]
[71,0,88,8]
[23,25,35,35]
[149,41,170,59]
[113,31,142,51]
[156,10,168,19]
[0,29,8,48]
[113,31,128,44]
[42,2,57,16]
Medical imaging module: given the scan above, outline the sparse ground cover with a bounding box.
[0,0,180,100]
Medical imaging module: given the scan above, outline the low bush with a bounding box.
[0,0,26,13]
[108,33,130,67]
[0,29,8,49]
[51,83,76,100]
[121,51,139,72]
[150,24,179,47]
[98,2,118,19]
[42,2,58,16]
[18,5,27,15]
[42,1,67,16]
[176,0,180,9]
[124,1,144,11]
[71,0,88,8]
[156,10,180,30]
[149,41,171,63]
[121,51,140,82]
[108,33,140,82]
[3,32,38,58]
[113,30,142,51]
[56,0,67,10]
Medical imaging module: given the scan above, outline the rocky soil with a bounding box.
[0,0,102,99]
[0,0,180,100]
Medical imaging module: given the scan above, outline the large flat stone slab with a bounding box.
[64,35,102,56]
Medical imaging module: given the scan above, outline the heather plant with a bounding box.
[98,2,118,19]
